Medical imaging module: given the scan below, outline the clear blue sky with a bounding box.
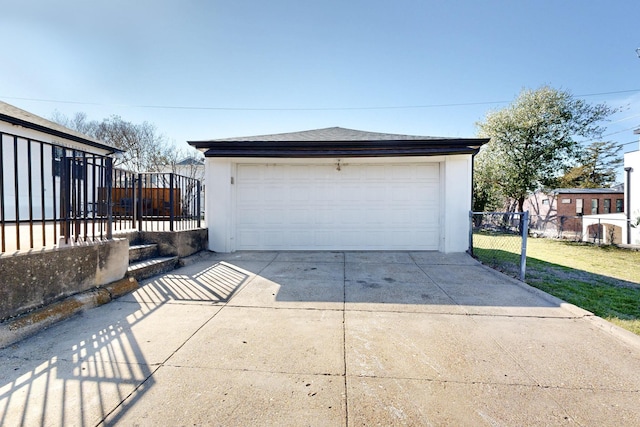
[2,0,640,155]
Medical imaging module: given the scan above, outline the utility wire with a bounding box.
[2,89,640,112]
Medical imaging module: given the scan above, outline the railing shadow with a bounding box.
[134,262,250,304]
[0,262,249,425]
[0,301,158,426]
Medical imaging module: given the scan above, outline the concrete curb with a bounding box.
[0,277,138,349]
[476,263,640,350]
[585,316,640,350]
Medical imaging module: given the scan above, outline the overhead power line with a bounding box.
[2,89,640,112]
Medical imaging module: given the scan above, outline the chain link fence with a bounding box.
[528,214,629,245]
[470,211,529,280]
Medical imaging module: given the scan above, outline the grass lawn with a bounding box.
[473,233,640,335]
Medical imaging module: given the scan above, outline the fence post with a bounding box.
[137,173,143,232]
[60,155,71,244]
[105,158,113,239]
[519,211,529,281]
[197,179,202,228]
[468,211,474,256]
[169,173,175,232]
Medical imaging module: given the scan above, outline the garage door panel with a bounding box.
[263,185,287,202]
[338,184,363,202]
[314,231,336,247]
[263,208,287,225]
[289,208,311,224]
[364,185,386,202]
[237,230,261,248]
[365,209,387,224]
[238,164,263,180]
[290,186,311,202]
[237,208,261,225]
[263,231,285,247]
[365,165,385,179]
[236,163,440,250]
[315,208,334,225]
[288,230,312,246]
[238,184,261,201]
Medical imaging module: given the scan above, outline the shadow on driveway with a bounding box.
[2,250,640,426]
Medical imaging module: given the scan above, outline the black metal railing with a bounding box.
[111,171,202,233]
[0,131,114,253]
[0,130,203,254]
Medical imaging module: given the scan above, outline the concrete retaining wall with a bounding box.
[0,238,128,321]
[119,228,208,258]
[141,228,208,258]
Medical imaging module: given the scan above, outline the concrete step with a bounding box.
[127,256,178,281]
[129,244,159,263]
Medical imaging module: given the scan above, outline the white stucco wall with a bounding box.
[204,155,474,253]
[442,155,473,252]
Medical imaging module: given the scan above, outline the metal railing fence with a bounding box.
[470,211,529,281]
[0,131,114,253]
[527,214,630,245]
[112,171,202,233]
[0,130,203,254]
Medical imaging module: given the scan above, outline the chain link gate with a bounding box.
[469,211,529,281]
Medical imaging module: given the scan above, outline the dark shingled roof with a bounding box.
[189,127,488,158]
[552,188,624,195]
[0,100,122,154]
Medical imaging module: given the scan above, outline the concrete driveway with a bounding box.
[1,251,639,426]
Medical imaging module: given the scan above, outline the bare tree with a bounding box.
[165,146,205,181]
[51,111,174,173]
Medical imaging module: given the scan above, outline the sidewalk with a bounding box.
[1,251,639,426]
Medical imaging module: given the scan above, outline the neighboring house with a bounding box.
[0,101,122,251]
[168,156,205,180]
[164,156,205,216]
[523,188,624,238]
[622,129,640,244]
[584,128,640,246]
[189,127,488,253]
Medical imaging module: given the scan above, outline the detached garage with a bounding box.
[189,127,488,253]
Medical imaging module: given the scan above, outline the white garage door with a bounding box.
[235,163,440,250]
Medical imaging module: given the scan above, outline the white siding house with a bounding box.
[0,101,121,251]
[624,142,640,244]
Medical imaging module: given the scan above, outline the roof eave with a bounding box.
[193,138,489,158]
[0,113,124,154]
[203,147,483,158]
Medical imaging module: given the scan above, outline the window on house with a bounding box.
[542,199,549,205]
[52,146,64,177]
[591,199,598,215]
[52,147,85,180]
[576,198,583,215]
[561,198,571,204]
[616,199,624,213]
[603,199,611,214]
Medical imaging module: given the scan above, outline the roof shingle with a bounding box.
[189,127,488,158]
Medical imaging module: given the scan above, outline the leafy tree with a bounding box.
[475,86,618,212]
[557,140,622,188]
[472,151,504,212]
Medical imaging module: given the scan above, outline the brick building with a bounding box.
[523,188,624,238]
